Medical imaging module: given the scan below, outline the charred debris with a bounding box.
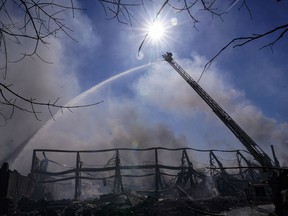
[1,53,287,215]
[0,147,287,215]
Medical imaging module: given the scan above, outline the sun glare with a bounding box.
[148,21,165,41]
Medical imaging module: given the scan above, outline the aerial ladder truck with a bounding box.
[162,52,277,169]
[163,52,287,215]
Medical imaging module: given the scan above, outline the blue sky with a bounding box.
[1,1,288,172]
[69,0,288,121]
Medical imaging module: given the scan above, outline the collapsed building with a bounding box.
[1,52,287,215]
[0,147,287,215]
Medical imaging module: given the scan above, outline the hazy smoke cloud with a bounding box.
[12,53,288,175]
[0,9,100,165]
[133,55,288,162]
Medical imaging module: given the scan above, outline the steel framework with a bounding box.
[30,147,258,200]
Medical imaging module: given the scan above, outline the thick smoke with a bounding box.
[133,55,288,163]
[12,93,189,174]
[0,9,100,165]
[12,53,288,176]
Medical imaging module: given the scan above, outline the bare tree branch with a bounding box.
[0,82,103,122]
[99,0,142,25]
[0,0,104,124]
[0,0,82,77]
[239,0,252,20]
[199,23,288,82]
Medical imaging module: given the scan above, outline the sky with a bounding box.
[0,0,288,174]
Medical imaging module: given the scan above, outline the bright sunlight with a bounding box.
[148,21,165,41]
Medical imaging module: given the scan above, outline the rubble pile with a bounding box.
[3,194,249,216]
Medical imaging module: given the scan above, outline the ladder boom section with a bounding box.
[163,52,273,167]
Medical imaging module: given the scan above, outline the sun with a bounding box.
[147,20,165,42]
[137,15,174,57]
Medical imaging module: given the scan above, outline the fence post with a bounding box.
[31,150,37,173]
[113,149,124,194]
[74,152,80,200]
[155,148,160,199]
